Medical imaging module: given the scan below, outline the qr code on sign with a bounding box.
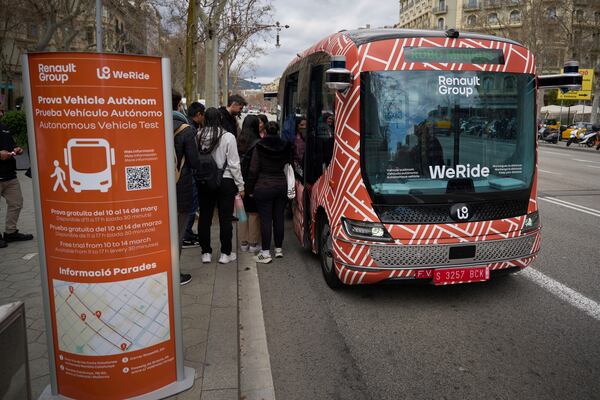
[125,166,152,191]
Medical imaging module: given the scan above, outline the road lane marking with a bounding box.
[543,196,600,213]
[539,197,600,217]
[538,169,562,175]
[573,158,600,164]
[521,268,600,322]
[539,150,568,156]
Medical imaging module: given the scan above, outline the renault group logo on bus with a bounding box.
[96,65,151,81]
[438,76,480,97]
[450,203,471,222]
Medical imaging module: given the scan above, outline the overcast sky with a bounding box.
[250,1,399,83]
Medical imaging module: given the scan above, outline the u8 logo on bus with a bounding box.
[450,203,470,221]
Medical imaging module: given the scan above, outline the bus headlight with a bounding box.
[342,218,392,242]
[521,211,540,234]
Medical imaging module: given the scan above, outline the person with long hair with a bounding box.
[257,114,269,138]
[197,107,244,264]
[237,115,261,253]
[247,121,292,263]
[293,116,307,176]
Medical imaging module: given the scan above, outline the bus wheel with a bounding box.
[319,220,342,289]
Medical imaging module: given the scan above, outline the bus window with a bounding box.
[281,72,299,144]
[306,64,335,184]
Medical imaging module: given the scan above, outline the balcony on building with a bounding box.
[483,0,503,9]
[433,5,448,14]
[463,0,480,11]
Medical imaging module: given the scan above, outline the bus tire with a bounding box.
[319,219,343,289]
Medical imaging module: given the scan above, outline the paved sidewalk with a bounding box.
[0,173,239,400]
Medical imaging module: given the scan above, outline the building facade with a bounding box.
[396,0,600,74]
[0,0,161,111]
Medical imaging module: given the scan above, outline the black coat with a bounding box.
[0,123,16,181]
[174,116,200,213]
[246,136,292,195]
[219,106,239,136]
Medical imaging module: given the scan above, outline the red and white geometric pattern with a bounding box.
[288,32,540,285]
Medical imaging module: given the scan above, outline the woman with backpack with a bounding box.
[237,115,261,253]
[247,121,292,263]
[196,107,244,264]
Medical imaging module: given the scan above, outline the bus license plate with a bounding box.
[433,267,489,286]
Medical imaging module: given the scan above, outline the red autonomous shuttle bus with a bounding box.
[278,28,581,288]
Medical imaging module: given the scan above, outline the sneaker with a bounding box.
[3,230,33,242]
[248,244,260,253]
[240,242,249,252]
[274,248,283,258]
[219,253,237,264]
[202,253,212,263]
[0,239,6,248]
[180,273,192,285]
[181,239,200,248]
[254,253,272,264]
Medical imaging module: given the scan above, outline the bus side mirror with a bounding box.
[325,55,352,91]
[538,60,582,91]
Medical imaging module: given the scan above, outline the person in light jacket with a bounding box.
[196,107,245,265]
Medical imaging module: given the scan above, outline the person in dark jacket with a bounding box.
[237,115,261,252]
[173,91,201,284]
[247,121,292,263]
[0,122,33,248]
[218,94,246,137]
[180,101,205,248]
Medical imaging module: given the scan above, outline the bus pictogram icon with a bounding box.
[63,138,116,193]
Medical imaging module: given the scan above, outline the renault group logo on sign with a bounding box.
[450,203,471,222]
[38,63,77,84]
[96,65,151,81]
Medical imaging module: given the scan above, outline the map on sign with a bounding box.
[53,273,170,356]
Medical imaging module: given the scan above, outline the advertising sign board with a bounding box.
[557,68,594,100]
[22,53,193,399]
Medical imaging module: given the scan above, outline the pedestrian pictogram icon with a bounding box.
[51,160,67,192]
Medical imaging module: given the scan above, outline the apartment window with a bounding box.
[86,27,94,44]
[510,0,520,4]
[547,7,556,19]
[27,24,38,39]
[575,9,584,22]
[510,10,521,24]
[467,15,477,26]
[595,12,600,23]
[437,17,445,29]
[439,0,445,8]
[488,12,499,25]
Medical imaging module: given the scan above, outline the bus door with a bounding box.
[303,64,335,248]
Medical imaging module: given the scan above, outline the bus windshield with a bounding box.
[361,70,535,203]
[71,146,108,174]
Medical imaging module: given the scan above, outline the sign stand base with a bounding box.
[39,366,196,400]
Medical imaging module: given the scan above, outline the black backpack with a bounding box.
[195,128,225,191]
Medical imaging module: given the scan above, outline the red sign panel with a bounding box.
[26,53,177,399]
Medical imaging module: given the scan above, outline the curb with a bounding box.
[539,141,599,154]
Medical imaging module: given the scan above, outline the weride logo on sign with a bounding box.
[96,66,150,81]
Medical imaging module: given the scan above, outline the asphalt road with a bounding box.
[256,145,600,400]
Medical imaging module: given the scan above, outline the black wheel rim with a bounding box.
[321,225,333,274]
